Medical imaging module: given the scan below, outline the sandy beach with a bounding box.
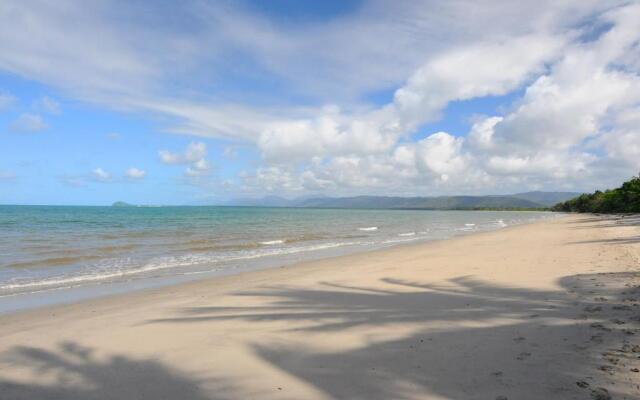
[0,214,638,400]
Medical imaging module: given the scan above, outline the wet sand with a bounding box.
[0,214,638,399]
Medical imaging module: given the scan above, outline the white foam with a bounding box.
[383,236,421,244]
[398,232,416,237]
[465,223,476,227]
[0,241,363,293]
[358,227,378,231]
[260,240,284,245]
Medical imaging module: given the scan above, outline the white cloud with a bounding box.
[1,1,639,197]
[35,96,60,114]
[92,167,111,182]
[124,167,146,179]
[159,142,211,177]
[392,34,566,129]
[0,91,15,110]
[184,158,210,177]
[9,113,47,132]
[159,142,207,165]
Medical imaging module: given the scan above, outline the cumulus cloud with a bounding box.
[185,158,210,177]
[92,167,111,182]
[124,167,145,179]
[237,3,640,196]
[35,96,61,114]
[9,113,47,132]
[159,142,210,177]
[392,34,566,128]
[159,142,206,165]
[1,1,639,197]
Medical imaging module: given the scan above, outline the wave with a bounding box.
[383,236,421,244]
[0,241,363,293]
[398,232,416,237]
[358,227,378,231]
[260,240,284,245]
[465,223,476,227]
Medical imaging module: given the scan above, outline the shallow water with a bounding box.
[0,205,558,311]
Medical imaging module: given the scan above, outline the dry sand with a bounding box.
[0,214,639,400]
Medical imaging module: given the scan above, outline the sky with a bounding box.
[1,0,639,205]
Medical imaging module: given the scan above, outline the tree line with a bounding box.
[552,175,640,213]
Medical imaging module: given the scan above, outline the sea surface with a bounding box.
[0,205,558,312]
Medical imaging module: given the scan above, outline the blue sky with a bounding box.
[1,1,639,205]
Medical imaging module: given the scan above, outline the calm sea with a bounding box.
[0,205,558,311]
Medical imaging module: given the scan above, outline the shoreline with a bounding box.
[0,213,557,315]
[1,214,638,399]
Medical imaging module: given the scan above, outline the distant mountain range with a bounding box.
[226,191,583,210]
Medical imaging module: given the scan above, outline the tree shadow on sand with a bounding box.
[0,341,237,400]
[149,273,640,399]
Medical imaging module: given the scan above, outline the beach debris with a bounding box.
[598,365,615,374]
[590,323,611,331]
[631,368,639,372]
[590,387,611,400]
[603,355,620,365]
[576,381,590,388]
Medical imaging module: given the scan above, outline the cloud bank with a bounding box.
[1,0,638,197]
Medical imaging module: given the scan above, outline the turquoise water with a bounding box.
[0,205,557,305]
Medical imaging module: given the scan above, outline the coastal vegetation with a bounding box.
[552,175,640,213]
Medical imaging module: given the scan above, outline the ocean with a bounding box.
[0,205,558,312]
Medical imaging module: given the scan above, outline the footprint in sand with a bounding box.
[590,387,611,400]
[590,323,611,332]
[598,365,615,374]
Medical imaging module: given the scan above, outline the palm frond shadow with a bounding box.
[147,272,639,399]
[0,341,238,400]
